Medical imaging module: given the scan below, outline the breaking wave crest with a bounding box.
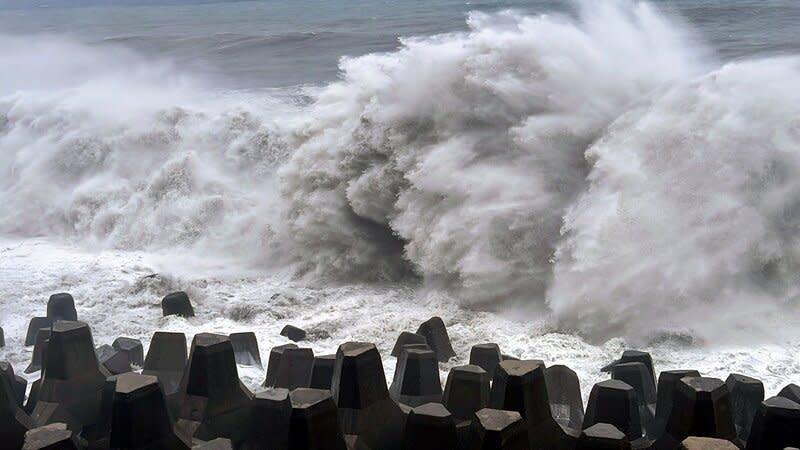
[0,35,299,269]
[2,1,800,342]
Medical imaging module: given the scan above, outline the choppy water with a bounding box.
[1,0,800,395]
[1,0,799,87]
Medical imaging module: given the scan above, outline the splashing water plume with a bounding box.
[1,0,800,344]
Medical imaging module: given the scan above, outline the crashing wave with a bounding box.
[2,1,800,342]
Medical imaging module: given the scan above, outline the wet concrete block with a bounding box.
[14,375,28,407]
[1,366,36,448]
[46,293,77,322]
[331,342,405,450]
[162,291,195,318]
[778,383,800,404]
[443,365,490,421]
[144,332,188,373]
[25,379,41,414]
[612,362,656,436]
[402,343,432,354]
[416,317,456,362]
[87,375,118,446]
[489,360,549,423]
[112,337,144,367]
[32,321,107,432]
[456,418,472,450]
[281,324,307,342]
[332,341,392,412]
[403,402,458,450]
[264,343,297,387]
[583,380,642,442]
[392,331,430,358]
[469,408,528,450]
[142,331,188,402]
[545,364,584,430]
[25,317,53,347]
[96,344,132,375]
[655,370,701,435]
[264,345,314,390]
[602,351,656,386]
[490,360,575,450]
[289,388,347,450]
[193,438,233,449]
[725,373,764,443]
[391,332,428,357]
[680,436,738,449]
[230,332,262,368]
[612,362,656,406]
[1,361,27,407]
[244,388,291,450]
[577,423,631,450]
[470,343,503,377]
[32,403,78,436]
[25,328,52,374]
[390,347,442,407]
[310,354,336,390]
[745,396,800,450]
[22,423,77,450]
[654,377,736,449]
[176,333,253,444]
[107,372,191,449]
[193,438,234,449]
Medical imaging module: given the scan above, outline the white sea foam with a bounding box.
[1,238,798,402]
[551,58,800,343]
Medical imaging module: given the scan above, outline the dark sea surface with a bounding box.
[1,0,798,88]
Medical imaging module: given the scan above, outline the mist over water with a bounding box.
[1,0,800,344]
[281,3,706,300]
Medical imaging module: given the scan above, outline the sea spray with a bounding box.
[2,1,800,344]
[280,1,708,304]
[0,34,296,268]
[550,57,800,342]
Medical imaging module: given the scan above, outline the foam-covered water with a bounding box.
[1,0,800,393]
[2,237,799,401]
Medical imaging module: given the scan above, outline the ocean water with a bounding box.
[1,0,799,88]
[1,0,800,399]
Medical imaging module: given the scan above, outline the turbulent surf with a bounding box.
[1,0,800,345]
